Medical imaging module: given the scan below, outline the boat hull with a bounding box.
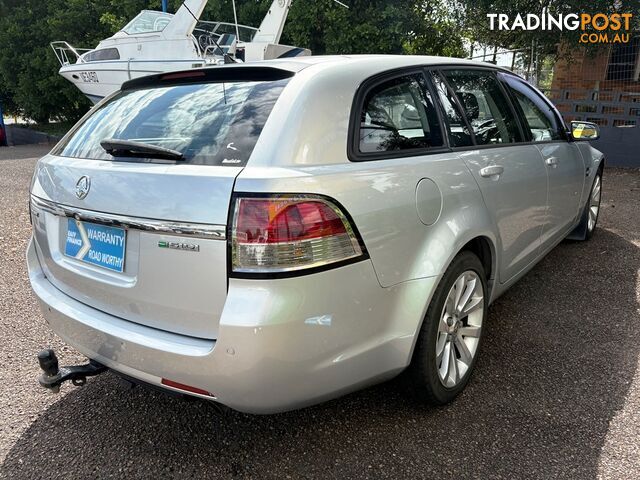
[59,59,207,103]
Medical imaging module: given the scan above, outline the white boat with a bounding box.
[51,0,311,103]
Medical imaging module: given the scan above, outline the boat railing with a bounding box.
[194,21,258,43]
[50,41,92,66]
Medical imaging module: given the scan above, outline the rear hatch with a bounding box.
[30,69,292,339]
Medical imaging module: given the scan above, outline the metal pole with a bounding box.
[231,0,240,41]
[162,0,168,13]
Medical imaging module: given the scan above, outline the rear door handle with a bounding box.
[479,165,504,178]
[545,157,558,167]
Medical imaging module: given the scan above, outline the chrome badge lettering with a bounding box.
[158,241,200,252]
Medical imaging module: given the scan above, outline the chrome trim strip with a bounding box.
[30,195,226,240]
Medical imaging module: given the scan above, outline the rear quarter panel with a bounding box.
[239,60,500,291]
[236,155,498,290]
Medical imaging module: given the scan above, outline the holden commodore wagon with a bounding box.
[27,55,604,413]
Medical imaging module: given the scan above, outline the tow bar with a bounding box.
[37,349,108,393]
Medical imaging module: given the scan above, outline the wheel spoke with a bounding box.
[444,294,455,317]
[455,336,473,365]
[439,313,449,333]
[453,275,466,310]
[448,345,459,385]
[456,277,476,314]
[458,325,481,338]
[436,332,447,358]
[462,296,483,316]
[438,340,452,380]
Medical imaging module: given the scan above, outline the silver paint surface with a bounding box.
[27,55,603,412]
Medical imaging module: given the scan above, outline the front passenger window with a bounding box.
[359,74,443,154]
[442,70,523,145]
[500,75,563,142]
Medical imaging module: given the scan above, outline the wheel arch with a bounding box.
[404,232,498,365]
[461,236,495,287]
[443,233,498,304]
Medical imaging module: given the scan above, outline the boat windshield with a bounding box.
[194,21,258,43]
[122,11,173,35]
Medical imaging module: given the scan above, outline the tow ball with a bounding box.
[37,349,108,393]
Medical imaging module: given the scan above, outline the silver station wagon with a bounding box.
[28,56,604,413]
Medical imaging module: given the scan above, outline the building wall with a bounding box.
[548,41,640,166]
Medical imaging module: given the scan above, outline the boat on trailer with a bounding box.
[51,0,311,104]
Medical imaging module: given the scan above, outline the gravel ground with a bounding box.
[0,145,639,479]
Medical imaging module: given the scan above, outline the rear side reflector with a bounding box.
[230,195,366,275]
[161,378,214,397]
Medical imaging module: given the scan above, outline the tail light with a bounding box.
[230,194,367,275]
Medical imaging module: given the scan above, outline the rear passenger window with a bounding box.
[501,75,563,142]
[358,74,443,154]
[442,70,523,145]
[431,72,473,147]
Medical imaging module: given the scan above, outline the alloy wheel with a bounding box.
[588,174,601,232]
[436,271,484,388]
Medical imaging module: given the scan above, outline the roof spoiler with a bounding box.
[121,66,296,91]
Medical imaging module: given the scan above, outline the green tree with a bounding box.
[0,0,467,122]
[0,0,112,122]
[456,0,640,56]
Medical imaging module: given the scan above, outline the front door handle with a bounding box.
[545,157,558,167]
[479,165,504,178]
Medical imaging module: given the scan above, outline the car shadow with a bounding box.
[2,228,638,479]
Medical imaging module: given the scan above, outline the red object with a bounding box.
[161,71,206,81]
[235,198,348,245]
[161,378,214,397]
[0,125,5,146]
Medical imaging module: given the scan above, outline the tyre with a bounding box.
[583,171,602,240]
[568,170,603,241]
[408,251,487,405]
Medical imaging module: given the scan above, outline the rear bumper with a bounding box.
[28,237,438,413]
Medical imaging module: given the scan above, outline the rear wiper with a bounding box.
[100,139,184,161]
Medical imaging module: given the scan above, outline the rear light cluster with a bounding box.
[230,195,366,275]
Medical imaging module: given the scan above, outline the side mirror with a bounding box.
[570,121,600,141]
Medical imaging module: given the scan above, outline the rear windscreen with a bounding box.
[53,78,290,166]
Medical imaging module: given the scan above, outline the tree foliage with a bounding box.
[0,0,467,122]
[456,0,640,56]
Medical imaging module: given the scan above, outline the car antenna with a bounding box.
[183,2,237,64]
